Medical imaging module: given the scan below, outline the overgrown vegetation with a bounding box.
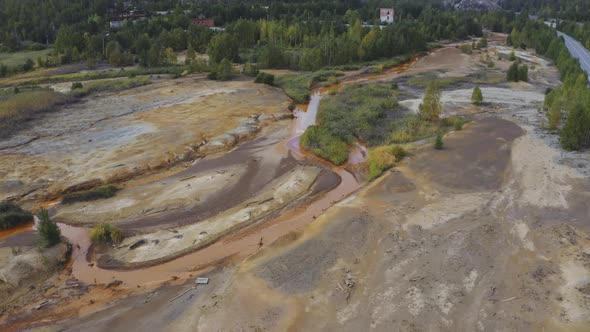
[368,145,406,180]
[0,89,69,138]
[255,72,275,85]
[62,185,119,204]
[300,83,399,165]
[38,209,61,247]
[434,133,444,150]
[275,70,345,103]
[90,223,124,244]
[70,77,151,97]
[0,203,33,230]
[507,61,528,82]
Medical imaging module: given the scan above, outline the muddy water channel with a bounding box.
[32,56,420,288]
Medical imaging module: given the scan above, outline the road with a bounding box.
[557,31,590,84]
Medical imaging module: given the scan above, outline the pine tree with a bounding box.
[471,86,484,105]
[419,81,442,122]
[507,62,519,81]
[434,133,444,150]
[37,209,61,247]
[186,43,196,62]
[216,58,232,81]
[518,64,528,82]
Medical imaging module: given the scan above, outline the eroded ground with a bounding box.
[1,36,589,331]
[0,75,292,202]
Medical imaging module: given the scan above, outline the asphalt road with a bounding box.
[557,31,590,84]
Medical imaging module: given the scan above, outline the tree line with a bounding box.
[509,18,590,150]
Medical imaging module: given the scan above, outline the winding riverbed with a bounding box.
[8,54,424,288]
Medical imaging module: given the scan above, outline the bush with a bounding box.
[254,72,275,85]
[459,44,473,55]
[390,115,440,143]
[508,51,516,61]
[71,82,83,90]
[37,209,61,247]
[454,117,465,131]
[0,90,69,138]
[434,133,444,150]
[367,145,407,180]
[300,125,349,165]
[90,223,124,244]
[62,185,119,204]
[242,62,259,77]
[0,203,33,230]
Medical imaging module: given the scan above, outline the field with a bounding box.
[0,49,52,67]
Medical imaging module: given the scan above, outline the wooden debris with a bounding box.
[169,286,196,303]
[501,296,518,302]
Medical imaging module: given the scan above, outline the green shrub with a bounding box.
[459,44,473,55]
[254,72,275,85]
[471,86,483,105]
[242,62,259,76]
[454,117,465,131]
[90,223,124,244]
[508,51,516,61]
[69,77,151,97]
[62,185,119,204]
[390,115,441,143]
[300,126,349,165]
[367,145,406,180]
[434,133,444,150]
[0,203,33,230]
[37,209,61,247]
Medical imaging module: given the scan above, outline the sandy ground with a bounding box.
[102,165,322,267]
[0,75,292,202]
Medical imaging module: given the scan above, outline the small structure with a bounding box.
[109,21,125,29]
[380,8,395,24]
[193,19,215,28]
[195,277,209,285]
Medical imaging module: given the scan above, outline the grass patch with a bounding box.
[62,185,119,204]
[0,89,69,138]
[70,77,151,97]
[389,115,466,144]
[0,66,184,88]
[0,203,33,230]
[368,145,406,180]
[0,49,52,67]
[275,70,345,103]
[90,223,124,244]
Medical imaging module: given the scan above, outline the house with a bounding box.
[109,21,125,29]
[193,19,215,28]
[380,8,395,24]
